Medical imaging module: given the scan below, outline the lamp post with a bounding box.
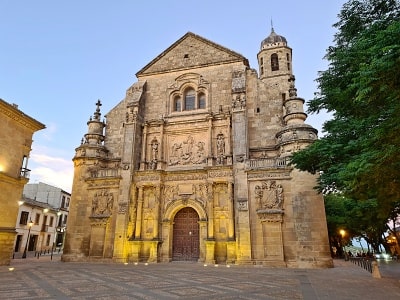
[22,219,34,259]
[340,229,347,260]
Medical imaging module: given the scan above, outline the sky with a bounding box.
[0,0,346,193]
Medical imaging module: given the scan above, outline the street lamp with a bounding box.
[340,229,347,259]
[22,219,34,259]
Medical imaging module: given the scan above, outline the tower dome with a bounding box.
[260,28,287,50]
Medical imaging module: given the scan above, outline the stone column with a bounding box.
[153,185,160,239]
[134,186,144,239]
[207,116,213,166]
[158,121,164,170]
[148,240,159,263]
[199,220,207,262]
[140,123,148,170]
[207,183,214,239]
[227,182,234,239]
[160,220,171,262]
[204,240,216,264]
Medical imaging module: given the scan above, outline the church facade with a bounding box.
[62,30,333,268]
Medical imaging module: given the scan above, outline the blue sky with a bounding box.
[0,0,346,193]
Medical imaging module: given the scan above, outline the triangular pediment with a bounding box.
[136,32,249,77]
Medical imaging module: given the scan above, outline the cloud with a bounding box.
[37,122,58,141]
[29,151,73,193]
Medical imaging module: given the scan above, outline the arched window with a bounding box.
[198,92,206,109]
[271,53,279,71]
[286,53,290,71]
[174,96,181,112]
[184,89,196,111]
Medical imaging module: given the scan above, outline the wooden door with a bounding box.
[172,207,199,261]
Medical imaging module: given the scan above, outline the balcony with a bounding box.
[88,168,120,178]
[20,167,31,179]
[245,157,290,170]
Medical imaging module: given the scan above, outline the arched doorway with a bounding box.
[172,207,200,261]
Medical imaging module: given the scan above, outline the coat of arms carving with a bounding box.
[91,189,114,217]
[254,181,284,210]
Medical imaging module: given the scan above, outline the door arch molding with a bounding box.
[164,199,207,221]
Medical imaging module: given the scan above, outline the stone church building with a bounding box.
[62,29,333,268]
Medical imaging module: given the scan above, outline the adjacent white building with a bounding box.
[15,197,58,256]
[14,182,70,257]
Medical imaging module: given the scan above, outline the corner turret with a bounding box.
[74,100,108,159]
[276,76,317,156]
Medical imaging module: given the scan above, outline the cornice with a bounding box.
[0,99,45,131]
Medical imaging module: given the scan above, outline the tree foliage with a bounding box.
[324,194,400,253]
[291,0,400,205]
[291,0,400,251]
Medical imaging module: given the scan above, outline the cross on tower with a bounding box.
[95,99,102,111]
[93,99,102,120]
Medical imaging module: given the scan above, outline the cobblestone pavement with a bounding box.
[1,254,400,299]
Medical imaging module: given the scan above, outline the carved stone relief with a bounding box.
[163,185,178,210]
[168,135,206,166]
[125,106,138,123]
[237,199,248,211]
[118,202,128,214]
[254,181,284,210]
[232,70,246,93]
[149,137,159,170]
[208,170,233,178]
[216,133,225,165]
[91,189,114,217]
[231,94,246,110]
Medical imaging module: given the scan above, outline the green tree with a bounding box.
[324,194,394,256]
[292,0,400,205]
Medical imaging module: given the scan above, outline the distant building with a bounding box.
[63,30,332,268]
[22,182,70,250]
[0,98,45,265]
[14,197,59,257]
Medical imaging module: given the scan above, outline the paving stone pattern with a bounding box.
[1,255,400,299]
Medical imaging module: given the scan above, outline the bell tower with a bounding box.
[257,27,293,95]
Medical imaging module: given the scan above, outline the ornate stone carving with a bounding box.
[216,133,225,165]
[255,181,284,210]
[168,135,206,166]
[163,184,178,207]
[208,170,233,178]
[89,217,109,227]
[257,209,284,222]
[237,199,248,211]
[118,201,128,214]
[91,189,114,217]
[235,154,245,162]
[125,106,138,123]
[148,137,159,170]
[232,70,245,93]
[164,173,207,181]
[231,94,246,110]
[247,172,291,180]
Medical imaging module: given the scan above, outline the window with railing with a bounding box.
[19,211,29,225]
[35,213,40,225]
[20,155,30,178]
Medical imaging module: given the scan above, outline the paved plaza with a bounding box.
[1,254,400,299]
